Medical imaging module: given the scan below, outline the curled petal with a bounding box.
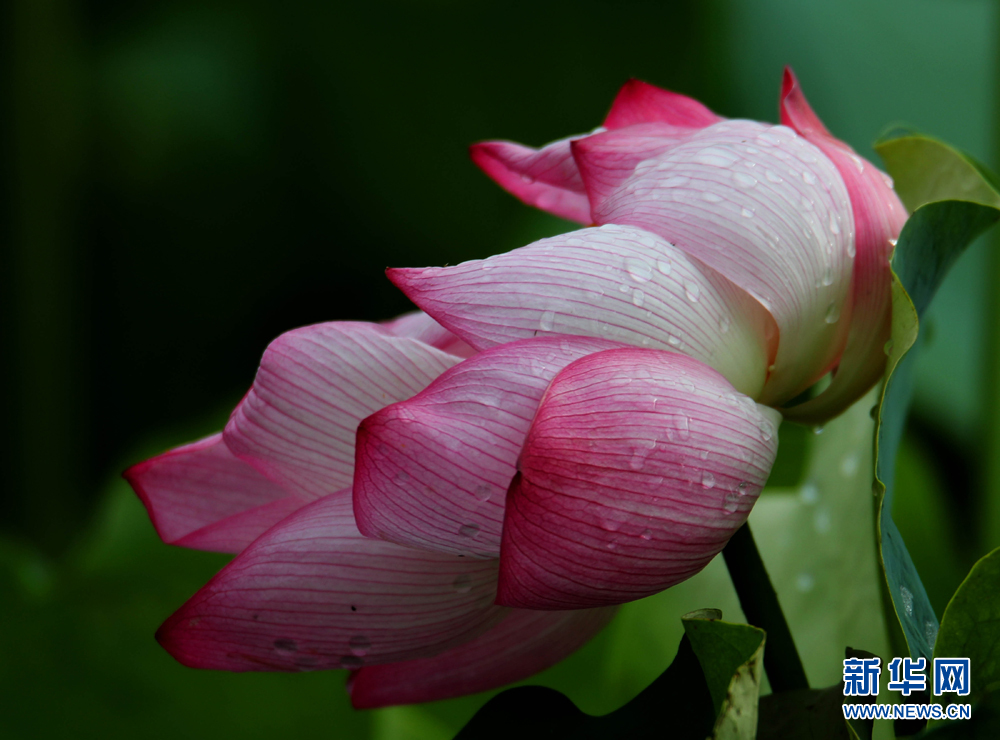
[497,348,781,610]
[778,68,908,422]
[470,138,592,223]
[123,433,305,553]
[390,225,774,398]
[156,490,505,671]
[571,123,698,210]
[349,606,616,708]
[603,79,723,130]
[588,119,856,404]
[381,310,476,358]
[224,322,460,500]
[354,336,622,558]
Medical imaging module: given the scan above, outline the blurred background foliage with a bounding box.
[1,0,997,737]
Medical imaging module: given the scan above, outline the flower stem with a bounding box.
[721,522,809,692]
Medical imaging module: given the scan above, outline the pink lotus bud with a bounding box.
[461,70,906,420]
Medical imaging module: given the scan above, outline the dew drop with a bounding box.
[765,169,783,183]
[673,415,691,440]
[925,620,938,647]
[821,266,834,286]
[723,492,740,513]
[718,316,731,333]
[273,639,298,654]
[801,170,817,185]
[900,585,914,617]
[656,259,672,275]
[684,280,701,302]
[452,574,473,594]
[348,635,372,657]
[340,655,364,669]
[696,146,738,167]
[640,529,653,541]
[617,282,631,294]
[701,191,724,203]
[737,481,749,496]
[847,240,856,258]
[520,173,535,184]
[812,425,824,435]
[473,485,492,502]
[741,206,755,218]
[881,171,894,189]
[701,472,716,489]
[849,153,865,173]
[458,523,480,538]
[631,289,646,307]
[801,196,814,210]
[824,302,841,324]
[829,212,841,235]
[732,172,757,188]
[662,175,690,188]
[605,541,617,550]
[667,334,682,348]
[883,339,894,355]
[539,310,555,332]
[625,257,653,283]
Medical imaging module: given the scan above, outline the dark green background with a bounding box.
[2,0,996,737]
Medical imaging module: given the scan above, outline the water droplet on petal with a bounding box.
[632,289,645,307]
[474,485,493,502]
[821,266,834,286]
[453,574,473,593]
[765,169,783,183]
[829,212,841,235]
[656,259,672,275]
[701,191,723,203]
[674,415,691,440]
[883,340,894,355]
[718,316,731,333]
[737,481,749,496]
[539,311,555,332]
[824,302,841,324]
[801,196,814,210]
[741,207,755,218]
[723,492,740,513]
[701,472,716,489]
[458,523,480,538]
[849,153,865,173]
[732,172,757,188]
[696,146,739,167]
[274,639,298,654]
[684,280,701,302]
[812,425,825,435]
[640,529,653,541]
[662,175,690,188]
[520,174,535,184]
[349,635,371,657]
[802,170,817,185]
[667,334,682,348]
[625,257,653,283]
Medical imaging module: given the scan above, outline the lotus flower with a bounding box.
[126,310,779,705]
[408,68,907,422]
[124,69,895,707]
